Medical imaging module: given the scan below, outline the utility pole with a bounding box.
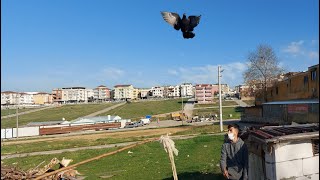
[16,94,20,139]
[218,66,223,132]
[181,92,184,126]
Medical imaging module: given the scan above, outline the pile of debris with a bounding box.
[1,157,80,180]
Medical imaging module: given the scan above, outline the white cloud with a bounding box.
[283,40,304,56]
[308,51,319,59]
[167,62,247,87]
[100,67,125,80]
[168,69,178,75]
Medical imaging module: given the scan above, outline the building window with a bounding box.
[276,87,278,95]
[311,70,317,81]
[271,90,273,97]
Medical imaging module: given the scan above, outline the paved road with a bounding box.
[233,99,249,107]
[83,102,126,117]
[1,105,60,119]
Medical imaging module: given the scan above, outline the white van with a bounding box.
[140,118,150,125]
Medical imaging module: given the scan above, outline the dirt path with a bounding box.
[1,126,190,146]
[83,102,126,117]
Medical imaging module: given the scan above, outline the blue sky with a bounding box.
[1,0,319,93]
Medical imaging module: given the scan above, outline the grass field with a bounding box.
[1,108,36,117]
[100,98,189,120]
[2,135,225,180]
[1,125,224,155]
[1,103,118,128]
[193,107,244,119]
[194,101,238,108]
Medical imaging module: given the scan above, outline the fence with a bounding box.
[1,127,40,139]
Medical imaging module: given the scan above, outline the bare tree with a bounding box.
[243,44,285,102]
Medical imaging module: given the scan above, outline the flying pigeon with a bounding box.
[161,11,201,39]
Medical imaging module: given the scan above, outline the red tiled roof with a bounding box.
[114,85,132,87]
[1,91,18,94]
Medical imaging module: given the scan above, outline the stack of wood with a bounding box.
[1,157,80,180]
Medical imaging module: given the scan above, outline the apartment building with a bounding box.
[1,91,18,105]
[255,64,319,104]
[52,88,63,103]
[163,85,180,98]
[151,86,164,97]
[180,83,194,97]
[52,87,89,103]
[195,84,216,103]
[114,85,134,100]
[33,93,53,105]
[132,88,139,100]
[138,88,150,99]
[93,85,110,101]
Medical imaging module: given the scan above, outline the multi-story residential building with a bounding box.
[180,83,194,97]
[86,89,94,102]
[255,64,319,104]
[22,92,39,105]
[52,88,63,103]
[163,86,175,98]
[195,84,215,103]
[132,88,139,100]
[1,91,18,105]
[52,87,89,103]
[33,92,53,105]
[93,85,110,102]
[114,85,134,100]
[235,85,255,100]
[151,86,164,98]
[138,88,150,99]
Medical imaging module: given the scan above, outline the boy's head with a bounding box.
[227,123,240,138]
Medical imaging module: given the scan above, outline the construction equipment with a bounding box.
[171,112,186,121]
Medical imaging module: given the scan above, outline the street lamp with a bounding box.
[218,66,224,132]
[15,93,22,138]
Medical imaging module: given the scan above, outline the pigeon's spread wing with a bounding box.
[188,15,201,30]
[161,12,180,27]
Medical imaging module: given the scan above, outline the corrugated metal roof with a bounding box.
[27,121,65,126]
[263,99,319,105]
[248,124,319,143]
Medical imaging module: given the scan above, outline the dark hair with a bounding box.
[227,123,240,130]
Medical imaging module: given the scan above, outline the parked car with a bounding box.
[140,118,150,125]
[124,122,138,128]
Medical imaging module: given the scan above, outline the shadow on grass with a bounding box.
[163,171,224,180]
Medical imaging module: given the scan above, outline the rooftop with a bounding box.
[262,99,319,105]
[248,124,319,144]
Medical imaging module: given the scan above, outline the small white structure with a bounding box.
[247,124,319,180]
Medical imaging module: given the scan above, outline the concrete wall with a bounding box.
[1,127,40,139]
[261,140,319,180]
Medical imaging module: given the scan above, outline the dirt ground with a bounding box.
[1,126,191,146]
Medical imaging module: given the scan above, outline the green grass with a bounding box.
[100,98,189,121]
[2,135,225,180]
[193,107,244,119]
[1,136,153,155]
[1,103,119,128]
[172,125,228,136]
[1,108,35,117]
[194,101,238,108]
[1,125,224,155]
